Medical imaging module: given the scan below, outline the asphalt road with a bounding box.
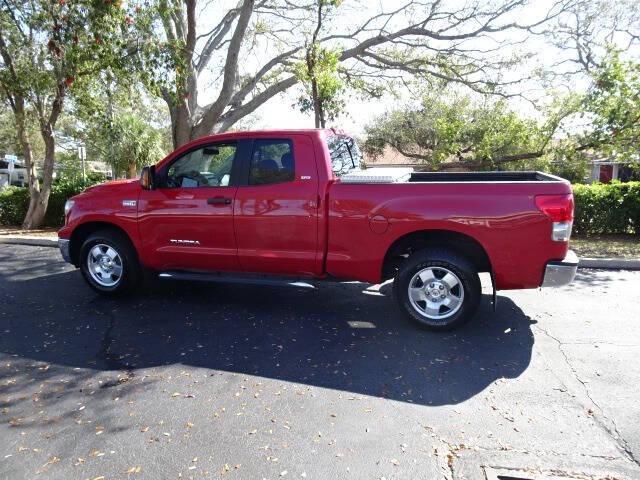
[1,244,639,480]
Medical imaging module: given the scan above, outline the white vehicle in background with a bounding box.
[0,157,28,188]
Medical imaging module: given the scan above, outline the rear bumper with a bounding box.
[542,250,578,287]
[58,238,72,264]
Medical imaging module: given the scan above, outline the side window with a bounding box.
[165,143,237,188]
[327,135,362,176]
[249,139,294,186]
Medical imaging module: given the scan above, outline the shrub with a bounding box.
[0,177,104,228]
[572,181,640,235]
[0,187,30,226]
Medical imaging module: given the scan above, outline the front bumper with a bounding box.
[542,250,578,287]
[58,238,72,264]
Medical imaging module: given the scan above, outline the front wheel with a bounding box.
[393,249,481,331]
[79,230,141,295]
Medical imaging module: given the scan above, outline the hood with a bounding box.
[75,178,140,199]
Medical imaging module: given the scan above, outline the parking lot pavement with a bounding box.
[1,244,639,480]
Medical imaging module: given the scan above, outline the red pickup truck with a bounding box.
[58,129,577,330]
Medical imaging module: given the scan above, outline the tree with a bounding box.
[578,52,640,160]
[363,53,640,173]
[295,0,343,128]
[542,0,640,76]
[108,114,165,178]
[0,103,44,161]
[138,0,576,149]
[0,0,139,228]
[363,93,550,170]
[69,71,171,178]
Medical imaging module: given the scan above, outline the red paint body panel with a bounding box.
[59,129,572,291]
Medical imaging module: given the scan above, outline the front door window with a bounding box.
[166,144,237,188]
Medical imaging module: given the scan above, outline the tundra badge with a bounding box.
[170,239,201,245]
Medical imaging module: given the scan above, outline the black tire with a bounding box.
[393,248,481,331]
[79,229,141,296]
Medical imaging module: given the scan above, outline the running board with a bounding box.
[158,270,317,289]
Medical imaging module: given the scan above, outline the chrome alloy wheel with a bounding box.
[87,243,123,287]
[407,266,464,320]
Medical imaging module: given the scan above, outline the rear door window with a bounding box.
[248,139,295,185]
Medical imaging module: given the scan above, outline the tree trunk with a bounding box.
[317,93,326,128]
[23,123,56,229]
[22,190,49,229]
[307,48,322,129]
[170,101,193,149]
[312,78,322,128]
[127,160,137,179]
[13,98,39,196]
[11,98,46,230]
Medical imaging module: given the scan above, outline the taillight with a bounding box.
[535,194,574,222]
[535,194,574,242]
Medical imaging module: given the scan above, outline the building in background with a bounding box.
[589,158,638,183]
[0,158,27,188]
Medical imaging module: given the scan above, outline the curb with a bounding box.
[0,236,58,248]
[1,236,640,270]
[579,257,640,270]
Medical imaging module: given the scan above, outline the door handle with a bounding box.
[207,196,232,205]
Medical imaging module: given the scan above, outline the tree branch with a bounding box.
[216,75,298,132]
[196,2,241,73]
[193,0,255,137]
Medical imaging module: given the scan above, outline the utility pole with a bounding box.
[78,145,86,183]
[106,74,116,179]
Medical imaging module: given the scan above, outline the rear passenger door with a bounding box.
[234,135,320,276]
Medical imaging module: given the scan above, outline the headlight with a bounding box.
[64,199,75,216]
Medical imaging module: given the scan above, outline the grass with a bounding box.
[0,227,58,237]
[571,234,640,259]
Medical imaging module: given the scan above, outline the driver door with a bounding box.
[138,140,246,272]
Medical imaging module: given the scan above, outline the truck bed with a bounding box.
[326,172,572,288]
[408,171,565,183]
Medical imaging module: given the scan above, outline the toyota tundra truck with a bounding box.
[58,129,578,330]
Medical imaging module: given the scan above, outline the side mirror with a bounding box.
[203,147,220,156]
[140,165,156,190]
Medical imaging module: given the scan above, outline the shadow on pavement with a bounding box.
[568,269,623,289]
[1,268,535,409]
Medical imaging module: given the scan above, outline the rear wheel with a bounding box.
[79,230,140,295]
[394,249,481,330]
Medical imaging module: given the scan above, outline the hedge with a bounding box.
[1,179,639,235]
[572,182,640,235]
[0,187,30,226]
[0,179,97,228]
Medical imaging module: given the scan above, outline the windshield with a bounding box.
[326,135,362,177]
